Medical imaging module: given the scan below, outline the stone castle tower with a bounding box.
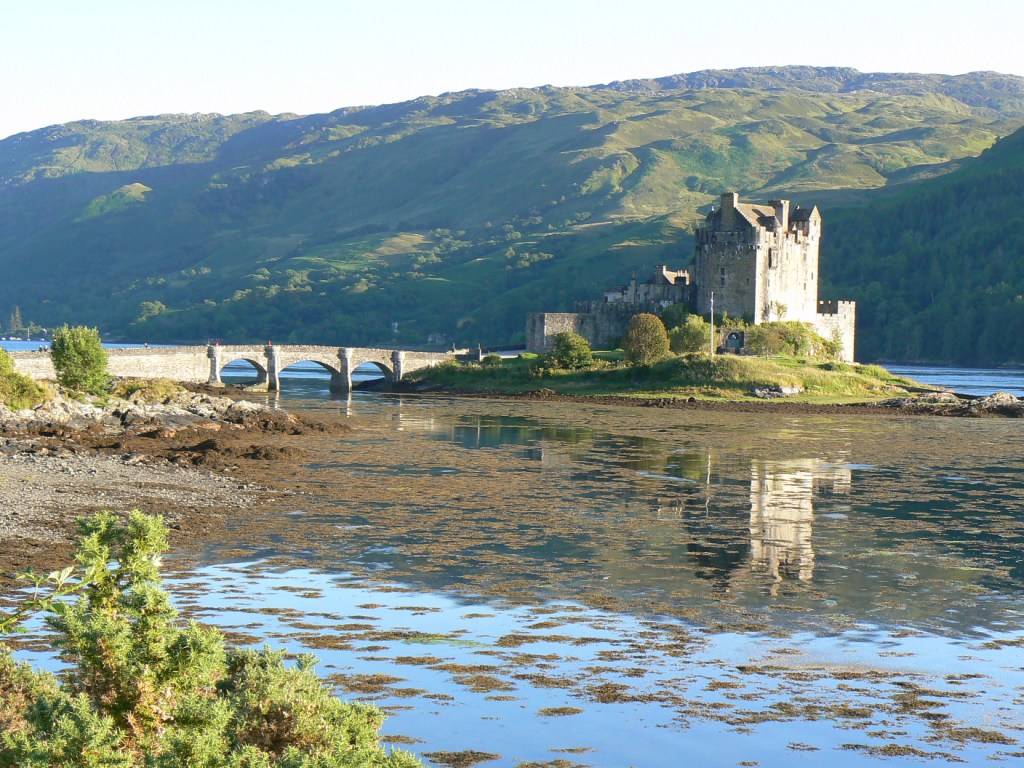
[527,191,855,361]
[693,192,855,361]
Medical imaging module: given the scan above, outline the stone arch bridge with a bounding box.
[10,345,464,392]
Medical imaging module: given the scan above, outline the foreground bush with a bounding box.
[51,325,110,396]
[0,512,421,768]
[0,349,50,410]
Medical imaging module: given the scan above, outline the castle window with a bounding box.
[768,249,777,268]
[720,276,726,288]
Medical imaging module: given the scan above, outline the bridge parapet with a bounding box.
[9,344,461,392]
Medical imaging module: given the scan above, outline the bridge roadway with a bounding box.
[9,344,464,392]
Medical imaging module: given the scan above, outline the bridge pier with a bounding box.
[335,347,354,392]
[265,344,280,392]
[391,350,405,384]
[207,345,222,385]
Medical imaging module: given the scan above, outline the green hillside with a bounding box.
[1,66,1023,352]
[823,126,1024,364]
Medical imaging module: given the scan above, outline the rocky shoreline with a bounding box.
[3,381,1020,587]
[435,387,1024,417]
[0,385,345,585]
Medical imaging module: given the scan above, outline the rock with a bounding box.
[751,385,803,399]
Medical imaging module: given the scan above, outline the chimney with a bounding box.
[771,199,790,230]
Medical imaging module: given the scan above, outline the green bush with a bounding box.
[480,353,503,367]
[546,331,593,370]
[744,321,837,359]
[0,512,422,768]
[51,325,110,396]
[0,349,51,410]
[111,378,184,403]
[669,315,710,354]
[622,313,670,366]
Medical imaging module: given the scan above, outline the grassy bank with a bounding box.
[410,353,925,404]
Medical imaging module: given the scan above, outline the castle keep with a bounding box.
[527,192,856,361]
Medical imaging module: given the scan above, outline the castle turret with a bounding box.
[770,199,790,231]
[720,192,739,230]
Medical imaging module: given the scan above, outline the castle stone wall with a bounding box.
[527,313,590,353]
[813,301,856,363]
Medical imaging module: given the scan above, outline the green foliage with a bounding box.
[743,321,837,359]
[0,512,421,768]
[826,126,1024,363]
[110,378,184,403]
[546,331,594,370]
[669,314,709,354]
[2,68,1024,353]
[480,353,503,367]
[50,325,110,396]
[6,306,23,335]
[0,349,51,410]
[622,314,670,366]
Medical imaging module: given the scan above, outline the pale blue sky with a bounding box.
[2,0,1022,139]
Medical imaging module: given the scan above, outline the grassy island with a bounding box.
[409,352,925,404]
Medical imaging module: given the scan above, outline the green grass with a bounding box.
[412,352,922,403]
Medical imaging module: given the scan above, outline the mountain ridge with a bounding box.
[1,65,1022,361]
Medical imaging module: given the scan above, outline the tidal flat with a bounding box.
[8,391,1024,766]
[161,394,1024,767]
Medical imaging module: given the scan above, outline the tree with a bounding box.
[622,313,670,366]
[136,300,167,323]
[50,324,110,395]
[546,331,593,370]
[669,315,710,354]
[6,306,22,336]
[0,512,422,767]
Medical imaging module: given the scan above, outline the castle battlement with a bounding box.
[527,192,856,362]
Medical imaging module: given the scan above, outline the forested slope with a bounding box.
[823,126,1024,364]
[0,66,1022,356]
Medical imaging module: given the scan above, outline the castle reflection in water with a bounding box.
[749,459,851,583]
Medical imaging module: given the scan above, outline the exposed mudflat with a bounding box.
[0,386,346,583]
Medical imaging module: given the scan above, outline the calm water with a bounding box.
[6,348,1024,765]
[165,391,1024,767]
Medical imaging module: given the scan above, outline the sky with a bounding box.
[2,0,1023,140]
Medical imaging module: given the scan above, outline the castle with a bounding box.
[526,192,856,361]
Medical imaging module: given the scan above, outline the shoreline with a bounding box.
[0,385,345,589]
[403,385,1024,418]
[2,381,1021,587]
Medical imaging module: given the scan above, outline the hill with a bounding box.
[823,125,1024,364]
[1,66,1023,353]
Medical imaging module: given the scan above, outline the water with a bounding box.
[6,349,1024,765]
[165,395,1024,766]
[886,365,1024,397]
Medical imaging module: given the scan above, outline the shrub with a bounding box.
[0,512,422,768]
[744,321,837,359]
[546,331,593,370]
[111,378,184,403]
[0,349,51,410]
[480,353,503,367]
[51,325,110,396]
[669,315,709,354]
[622,313,670,366]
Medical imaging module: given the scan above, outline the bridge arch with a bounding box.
[219,357,268,376]
[348,359,394,380]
